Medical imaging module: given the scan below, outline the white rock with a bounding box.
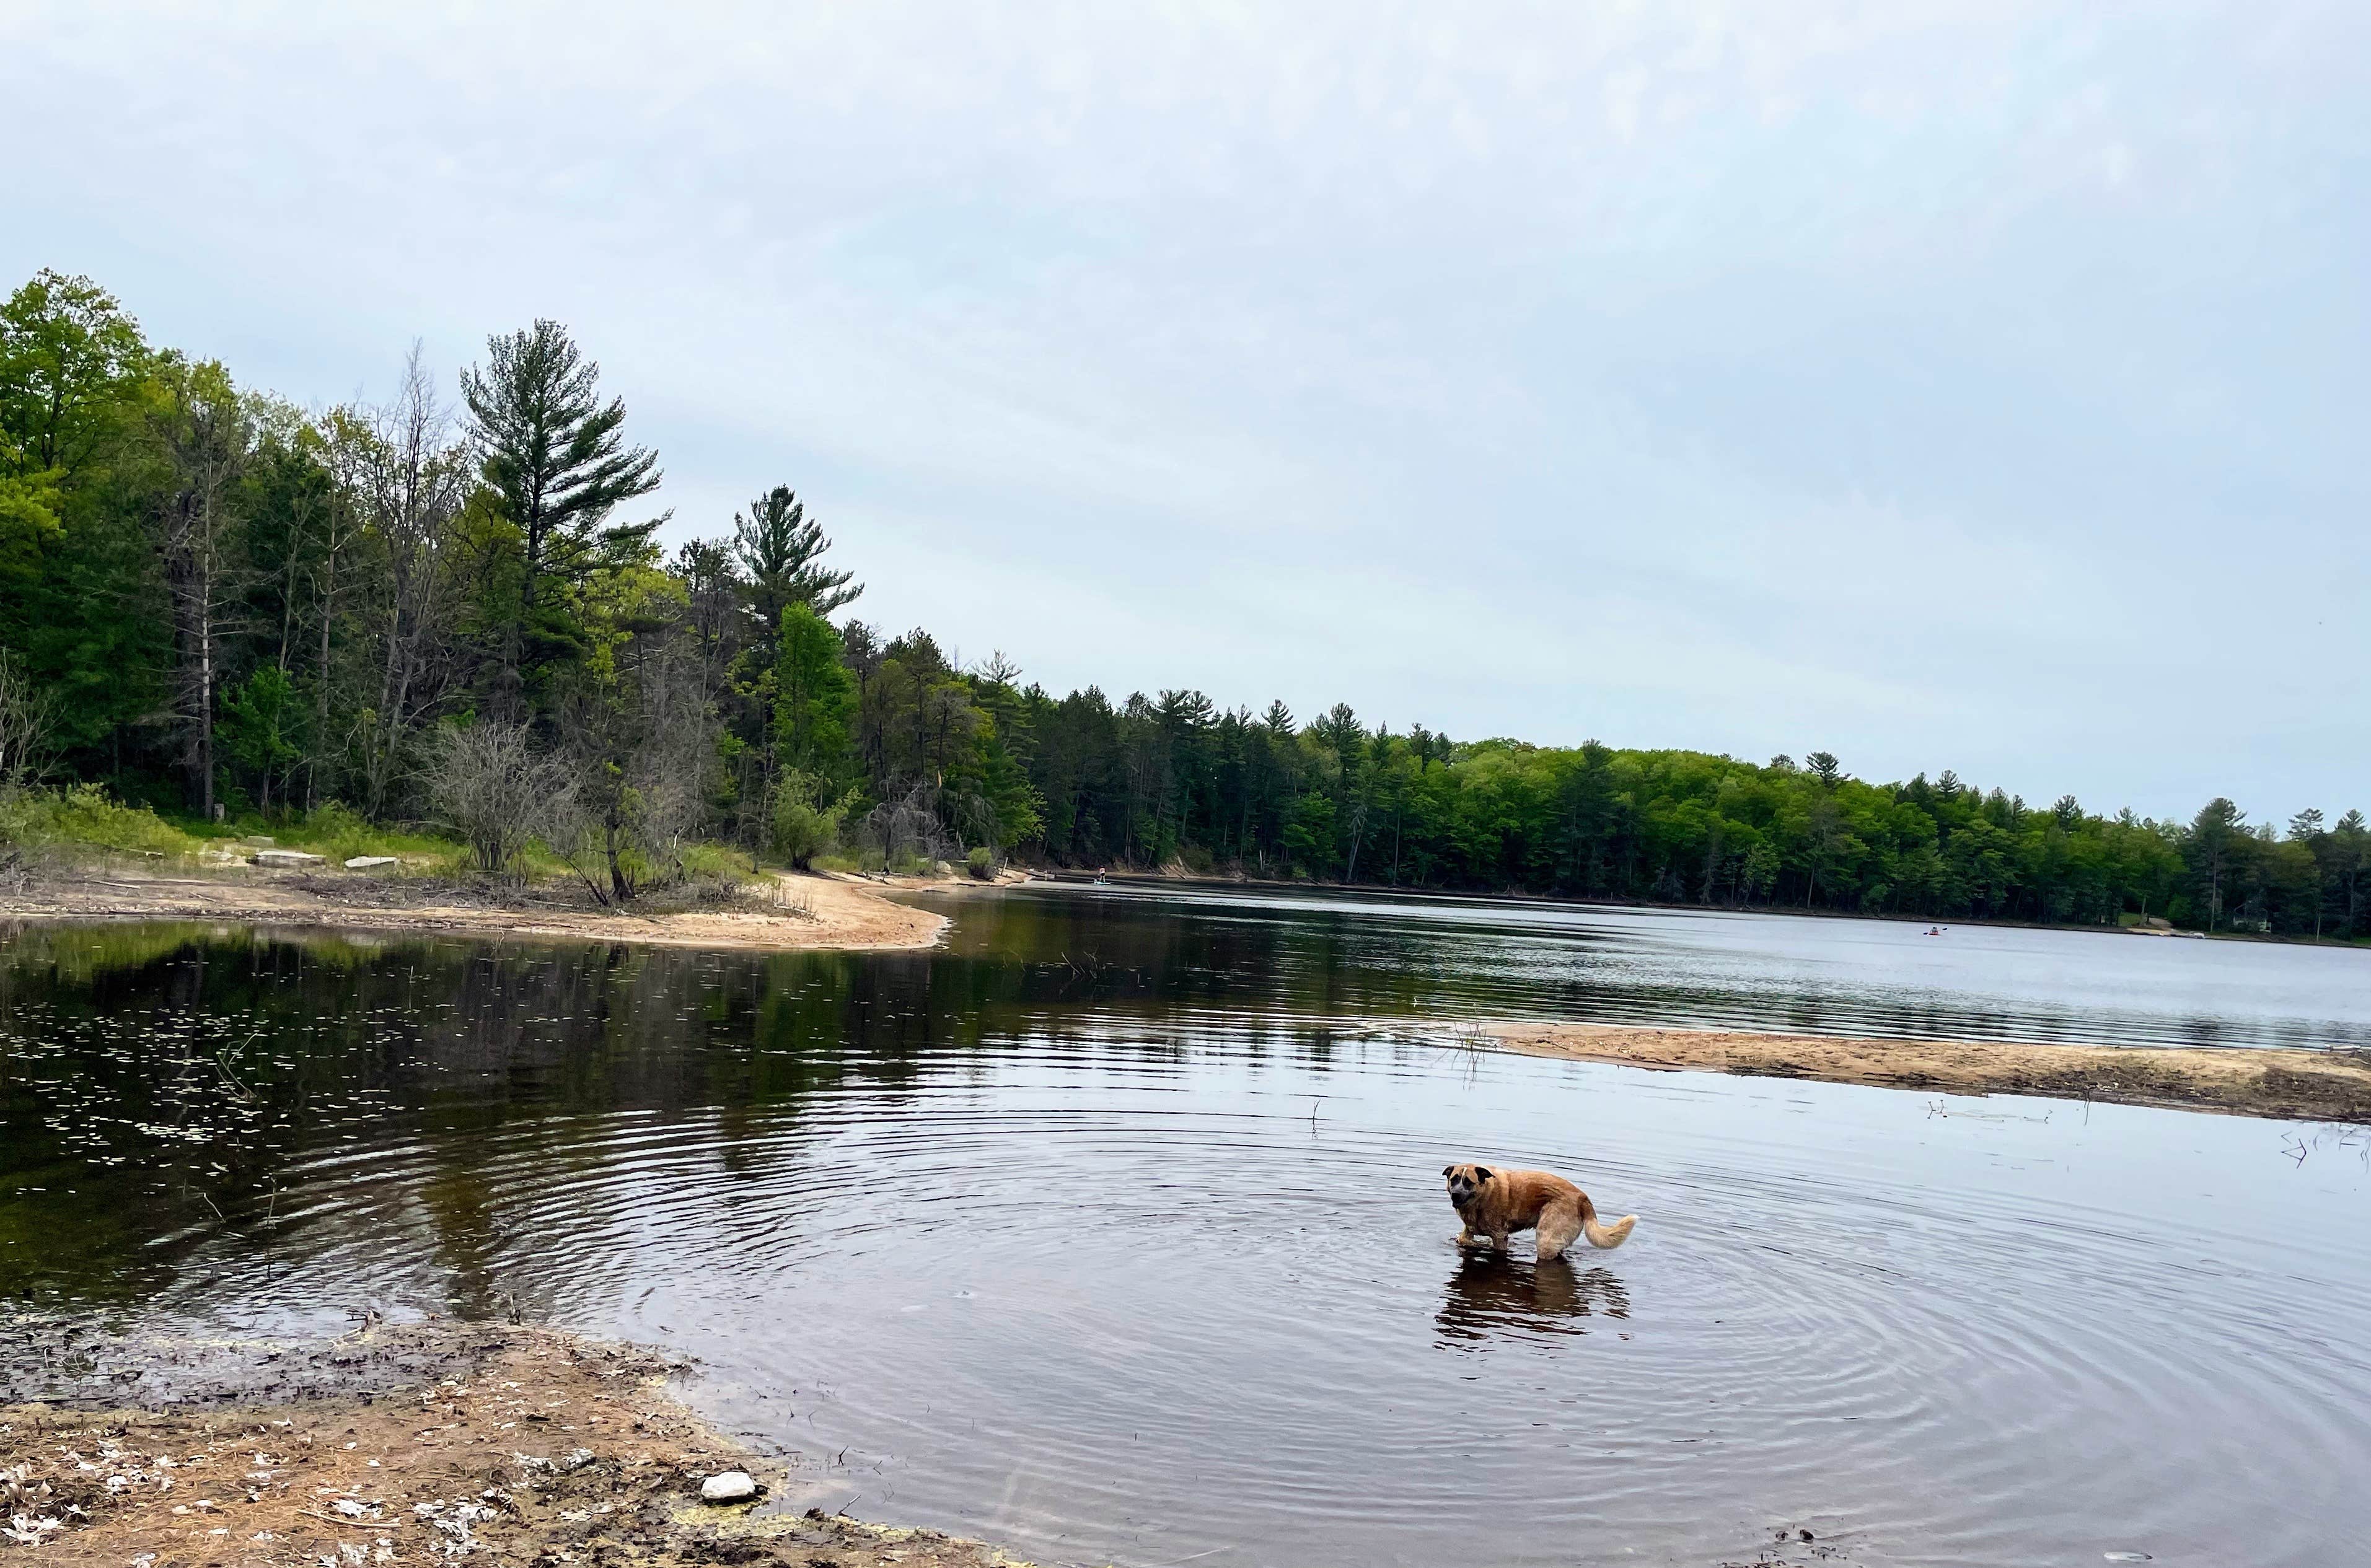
[698,1471,756,1503]
[343,856,400,870]
[252,849,326,868]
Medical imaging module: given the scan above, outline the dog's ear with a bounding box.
[1443,1165,1456,1178]
[1472,1166,1494,1183]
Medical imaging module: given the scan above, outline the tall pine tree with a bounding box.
[461,321,661,716]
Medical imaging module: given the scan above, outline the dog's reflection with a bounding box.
[1435,1251,1631,1344]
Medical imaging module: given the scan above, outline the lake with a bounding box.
[3,885,2368,1567]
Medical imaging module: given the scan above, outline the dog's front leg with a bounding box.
[1488,1230,1510,1253]
[1452,1225,1477,1248]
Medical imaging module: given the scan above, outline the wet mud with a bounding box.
[0,1320,1034,1568]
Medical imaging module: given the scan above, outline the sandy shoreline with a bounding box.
[1479,1019,2371,1123]
[9,868,2365,1124]
[0,865,954,952]
[0,1321,1028,1568]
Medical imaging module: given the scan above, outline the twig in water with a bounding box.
[1436,1020,1493,1058]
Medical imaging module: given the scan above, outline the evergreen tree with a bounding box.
[461,321,662,716]
[734,485,861,634]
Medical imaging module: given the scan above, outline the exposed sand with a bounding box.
[1477,1020,2371,1123]
[0,1321,1032,1568]
[0,865,951,952]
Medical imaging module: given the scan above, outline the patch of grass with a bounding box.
[0,786,475,874]
[259,803,468,872]
[0,785,208,859]
[678,841,760,887]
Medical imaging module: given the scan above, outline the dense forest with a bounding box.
[2,270,2364,937]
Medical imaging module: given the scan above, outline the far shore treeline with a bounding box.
[1,271,2364,937]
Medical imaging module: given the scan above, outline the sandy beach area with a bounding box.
[0,865,956,952]
[1477,1018,2371,1123]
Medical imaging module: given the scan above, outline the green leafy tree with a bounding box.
[219,665,304,810]
[0,269,146,482]
[768,769,855,869]
[0,271,161,764]
[773,602,856,784]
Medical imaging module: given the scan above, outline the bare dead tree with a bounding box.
[855,779,964,870]
[424,720,562,878]
[534,769,610,905]
[539,620,724,906]
[627,636,721,883]
[151,360,253,818]
[337,345,473,817]
[0,650,61,787]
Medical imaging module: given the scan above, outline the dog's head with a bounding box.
[1443,1163,1495,1207]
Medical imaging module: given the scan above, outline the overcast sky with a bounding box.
[5,1,2364,821]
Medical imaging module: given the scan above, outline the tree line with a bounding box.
[2,270,2364,937]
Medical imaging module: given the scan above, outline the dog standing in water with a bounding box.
[1443,1163,1637,1261]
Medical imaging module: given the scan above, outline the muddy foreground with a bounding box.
[0,1320,1029,1568]
[1480,1020,2371,1123]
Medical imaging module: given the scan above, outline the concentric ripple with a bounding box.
[4,913,2369,1567]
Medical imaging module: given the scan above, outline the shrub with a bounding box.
[0,784,198,857]
[967,846,995,880]
[769,770,854,870]
[425,721,565,877]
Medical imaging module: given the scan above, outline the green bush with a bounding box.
[0,784,200,857]
[967,846,995,880]
[679,841,757,887]
[769,771,853,870]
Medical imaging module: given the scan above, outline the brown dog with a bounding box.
[1443,1163,1637,1261]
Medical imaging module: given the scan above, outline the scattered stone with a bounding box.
[700,1470,757,1503]
[0,1326,1016,1568]
[343,856,400,870]
[252,849,326,869]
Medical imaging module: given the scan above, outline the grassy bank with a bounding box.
[0,786,465,871]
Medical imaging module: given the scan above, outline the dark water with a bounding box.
[3,888,2369,1568]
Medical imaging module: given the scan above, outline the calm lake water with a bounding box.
[2,887,2369,1567]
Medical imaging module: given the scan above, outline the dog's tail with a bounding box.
[1579,1192,1637,1249]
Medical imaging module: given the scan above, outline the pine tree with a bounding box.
[461,320,661,715]
[734,485,861,634]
